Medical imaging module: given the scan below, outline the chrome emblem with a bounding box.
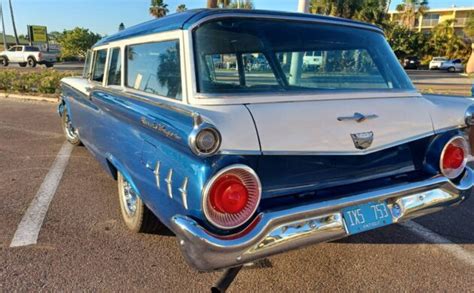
[337,112,378,123]
[351,131,374,150]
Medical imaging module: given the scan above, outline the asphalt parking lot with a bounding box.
[1,98,473,292]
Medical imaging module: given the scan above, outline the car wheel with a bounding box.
[61,108,81,146]
[117,172,165,233]
[448,67,456,73]
[27,57,37,68]
[0,57,8,66]
[19,62,27,67]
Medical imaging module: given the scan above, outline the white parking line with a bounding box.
[10,142,73,247]
[402,221,474,267]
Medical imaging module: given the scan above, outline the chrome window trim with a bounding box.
[92,30,188,104]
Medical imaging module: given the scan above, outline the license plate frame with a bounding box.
[342,201,393,235]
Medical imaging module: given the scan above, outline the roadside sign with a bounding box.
[27,25,48,43]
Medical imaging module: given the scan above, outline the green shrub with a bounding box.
[0,69,75,96]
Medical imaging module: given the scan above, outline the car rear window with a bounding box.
[126,40,182,100]
[193,18,414,95]
[24,46,40,52]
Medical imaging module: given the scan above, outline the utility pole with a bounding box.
[289,0,309,85]
[0,3,8,50]
[8,0,19,45]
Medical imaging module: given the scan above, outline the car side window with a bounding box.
[126,40,182,100]
[92,49,107,83]
[83,50,93,79]
[107,47,122,86]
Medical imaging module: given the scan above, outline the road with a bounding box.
[0,99,473,292]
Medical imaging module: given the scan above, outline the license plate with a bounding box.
[342,201,393,235]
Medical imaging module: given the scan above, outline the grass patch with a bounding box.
[0,69,76,97]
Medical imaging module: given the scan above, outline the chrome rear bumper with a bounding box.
[170,168,474,272]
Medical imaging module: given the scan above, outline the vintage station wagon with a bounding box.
[59,9,474,279]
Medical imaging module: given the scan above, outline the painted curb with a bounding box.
[0,93,58,103]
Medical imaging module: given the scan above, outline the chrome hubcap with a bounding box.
[64,114,78,140]
[121,177,138,217]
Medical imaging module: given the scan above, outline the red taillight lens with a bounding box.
[440,136,468,179]
[210,175,249,214]
[203,165,261,229]
[442,144,464,169]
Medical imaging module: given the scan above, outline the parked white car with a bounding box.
[429,57,449,70]
[440,59,464,72]
[0,45,57,68]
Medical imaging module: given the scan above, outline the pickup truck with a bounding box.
[0,45,57,68]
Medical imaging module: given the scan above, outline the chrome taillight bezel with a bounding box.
[202,164,262,230]
[439,135,469,179]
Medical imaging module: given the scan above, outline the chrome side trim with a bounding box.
[165,169,173,199]
[171,168,473,271]
[154,161,161,189]
[187,13,384,35]
[179,177,189,210]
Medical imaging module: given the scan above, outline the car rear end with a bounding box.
[430,57,448,70]
[170,14,474,271]
[38,51,58,64]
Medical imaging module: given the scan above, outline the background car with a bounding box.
[402,56,420,69]
[429,57,449,70]
[439,59,464,72]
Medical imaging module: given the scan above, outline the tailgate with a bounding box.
[246,97,434,154]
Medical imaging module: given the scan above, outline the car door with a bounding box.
[7,46,20,62]
[453,59,463,71]
[66,48,107,148]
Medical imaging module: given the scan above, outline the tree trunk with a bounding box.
[8,0,19,45]
[466,44,474,74]
[207,0,218,8]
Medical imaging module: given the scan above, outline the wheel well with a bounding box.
[28,56,37,61]
[106,158,118,180]
[0,55,8,61]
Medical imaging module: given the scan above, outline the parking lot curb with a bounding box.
[0,93,58,103]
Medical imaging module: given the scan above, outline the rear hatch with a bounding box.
[246,96,435,198]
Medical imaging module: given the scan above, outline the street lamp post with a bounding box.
[289,0,309,85]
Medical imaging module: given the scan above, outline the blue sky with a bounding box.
[1,0,473,36]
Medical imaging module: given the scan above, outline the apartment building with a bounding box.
[389,6,473,38]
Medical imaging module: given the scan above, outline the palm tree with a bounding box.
[309,0,362,19]
[207,0,217,8]
[176,4,187,12]
[207,0,232,8]
[395,0,428,29]
[1,3,8,50]
[229,0,254,9]
[465,13,474,39]
[8,0,19,45]
[149,0,169,18]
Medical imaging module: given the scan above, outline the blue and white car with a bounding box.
[59,9,474,273]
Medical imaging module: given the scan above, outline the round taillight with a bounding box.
[440,136,468,179]
[203,165,261,229]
